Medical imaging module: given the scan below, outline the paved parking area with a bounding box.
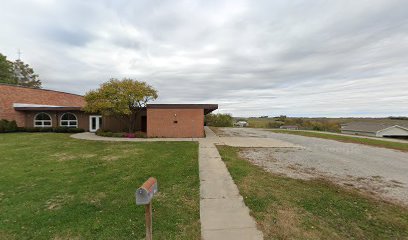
[217,137,300,148]
[218,127,408,206]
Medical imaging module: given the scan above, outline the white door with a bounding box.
[89,115,102,132]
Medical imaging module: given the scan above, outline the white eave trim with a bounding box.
[376,125,408,134]
[13,103,76,108]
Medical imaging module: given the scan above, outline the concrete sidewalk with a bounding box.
[71,131,298,147]
[72,128,299,239]
[218,136,300,148]
[199,127,263,240]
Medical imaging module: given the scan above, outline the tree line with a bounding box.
[0,53,41,88]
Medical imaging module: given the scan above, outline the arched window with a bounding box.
[34,113,52,127]
[60,113,78,128]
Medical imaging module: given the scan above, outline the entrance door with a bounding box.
[141,116,147,132]
[89,115,102,132]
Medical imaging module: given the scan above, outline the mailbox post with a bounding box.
[136,177,158,240]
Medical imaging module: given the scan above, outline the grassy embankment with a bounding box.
[0,133,200,239]
[246,117,344,132]
[218,146,408,239]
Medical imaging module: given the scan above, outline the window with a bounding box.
[34,113,52,127]
[60,113,78,128]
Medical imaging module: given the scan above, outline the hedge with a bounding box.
[22,127,85,133]
[95,129,146,138]
[0,119,85,133]
[0,120,18,133]
[205,113,233,127]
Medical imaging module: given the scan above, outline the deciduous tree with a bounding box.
[205,113,233,127]
[0,53,15,85]
[84,78,158,132]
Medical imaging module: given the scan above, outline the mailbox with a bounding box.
[136,177,158,205]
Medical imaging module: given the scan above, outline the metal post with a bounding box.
[136,177,157,240]
[145,202,152,240]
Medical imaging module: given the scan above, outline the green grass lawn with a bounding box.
[218,146,408,239]
[0,133,200,240]
[270,129,408,152]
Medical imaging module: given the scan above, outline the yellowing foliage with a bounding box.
[84,78,158,132]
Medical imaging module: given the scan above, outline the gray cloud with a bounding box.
[45,27,94,46]
[0,0,407,117]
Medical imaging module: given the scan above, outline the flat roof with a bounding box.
[147,104,218,114]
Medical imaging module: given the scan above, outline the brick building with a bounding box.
[0,84,217,138]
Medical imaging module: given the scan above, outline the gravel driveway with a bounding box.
[217,127,408,206]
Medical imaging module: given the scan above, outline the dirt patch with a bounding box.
[239,148,317,180]
[239,147,408,206]
[52,153,76,162]
[101,155,120,161]
[45,194,73,210]
[52,233,81,240]
[83,192,106,207]
[154,191,167,202]
[80,154,97,159]
[0,231,16,240]
[52,153,97,162]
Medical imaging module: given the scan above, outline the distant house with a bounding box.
[341,121,408,138]
[0,84,217,138]
[280,125,298,130]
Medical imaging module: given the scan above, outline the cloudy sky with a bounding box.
[1,0,407,117]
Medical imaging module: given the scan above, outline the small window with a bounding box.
[60,113,78,128]
[34,113,52,127]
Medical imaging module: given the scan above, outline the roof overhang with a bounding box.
[147,104,218,114]
[13,103,82,111]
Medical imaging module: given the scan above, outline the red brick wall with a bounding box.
[24,111,90,131]
[0,84,85,127]
[147,108,204,138]
[102,110,147,132]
